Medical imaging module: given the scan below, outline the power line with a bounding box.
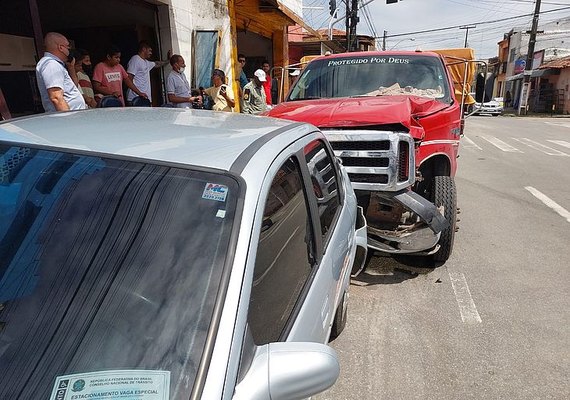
[378,6,570,38]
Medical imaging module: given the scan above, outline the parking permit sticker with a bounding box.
[49,370,170,400]
[202,183,228,202]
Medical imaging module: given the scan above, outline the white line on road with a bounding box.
[545,121,570,129]
[547,140,570,149]
[480,136,523,153]
[449,272,482,324]
[462,136,482,150]
[512,138,569,156]
[525,186,570,223]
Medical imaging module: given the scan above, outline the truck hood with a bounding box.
[266,96,449,140]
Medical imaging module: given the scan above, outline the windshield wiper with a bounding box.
[291,96,321,101]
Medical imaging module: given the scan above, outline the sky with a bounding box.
[301,0,570,59]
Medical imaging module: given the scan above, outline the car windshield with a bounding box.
[0,144,239,399]
[288,54,452,103]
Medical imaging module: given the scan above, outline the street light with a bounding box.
[389,37,415,50]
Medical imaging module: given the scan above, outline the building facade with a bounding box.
[0,0,299,116]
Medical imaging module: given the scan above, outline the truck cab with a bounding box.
[268,50,476,264]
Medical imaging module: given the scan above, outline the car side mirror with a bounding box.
[233,342,340,400]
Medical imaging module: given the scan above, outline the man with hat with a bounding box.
[204,69,235,112]
[241,69,267,115]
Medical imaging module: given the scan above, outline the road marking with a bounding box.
[449,272,482,324]
[512,138,569,156]
[480,135,523,153]
[545,121,570,129]
[525,186,570,223]
[547,140,570,149]
[462,136,482,150]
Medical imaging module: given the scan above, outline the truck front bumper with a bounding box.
[367,190,449,254]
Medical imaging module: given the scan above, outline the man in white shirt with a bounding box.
[166,55,202,108]
[126,41,169,105]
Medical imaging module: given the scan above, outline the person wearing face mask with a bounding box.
[71,49,97,108]
[35,32,86,112]
[92,45,147,106]
[166,54,201,109]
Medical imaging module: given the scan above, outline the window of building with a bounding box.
[304,140,341,245]
[247,157,315,345]
[193,31,219,88]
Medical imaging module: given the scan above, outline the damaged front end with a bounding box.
[363,189,447,254]
[324,127,447,255]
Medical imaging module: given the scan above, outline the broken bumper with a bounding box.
[367,190,449,254]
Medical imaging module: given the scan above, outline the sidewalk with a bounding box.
[502,107,570,118]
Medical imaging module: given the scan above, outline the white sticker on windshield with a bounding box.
[216,209,226,218]
[49,370,170,400]
[202,183,228,202]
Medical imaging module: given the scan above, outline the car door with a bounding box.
[244,135,351,348]
[245,150,321,346]
[288,138,352,341]
[228,133,356,400]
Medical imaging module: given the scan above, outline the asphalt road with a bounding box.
[316,115,570,400]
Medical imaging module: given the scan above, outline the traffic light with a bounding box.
[386,0,399,3]
[329,0,336,16]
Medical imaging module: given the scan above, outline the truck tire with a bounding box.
[432,176,457,263]
[329,290,348,341]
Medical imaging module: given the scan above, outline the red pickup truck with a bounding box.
[268,49,476,265]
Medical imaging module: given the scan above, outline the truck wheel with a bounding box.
[432,176,457,263]
[329,290,348,341]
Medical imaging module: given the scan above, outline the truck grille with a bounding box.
[330,141,391,151]
[323,129,415,192]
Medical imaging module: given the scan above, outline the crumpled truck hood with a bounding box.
[266,96,449,140]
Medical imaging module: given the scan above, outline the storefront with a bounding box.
[229,0,301,103]
[1,0,299,116]
[1,0,171,115]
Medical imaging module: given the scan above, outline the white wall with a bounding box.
[156,0,234,86]
[280,0,303,18]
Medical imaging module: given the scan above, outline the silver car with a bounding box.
[0,108,367,400]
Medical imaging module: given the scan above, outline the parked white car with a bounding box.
[474,98,504,115]
[0,108,367,399]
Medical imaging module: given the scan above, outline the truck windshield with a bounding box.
[0,144,238,399]
[288,54,452,103]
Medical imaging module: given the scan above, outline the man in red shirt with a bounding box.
[261,60,273,108]
[92,46,147,106]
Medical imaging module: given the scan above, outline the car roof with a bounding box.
[0,108,310,171]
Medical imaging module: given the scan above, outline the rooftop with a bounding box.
[0,108,300,171]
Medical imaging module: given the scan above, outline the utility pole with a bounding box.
[519,0,542,115]
[525,0,542,75]
[382,30,387,51]
[345,0,350,52]
[459,25,476,47]
[347,0,359,51]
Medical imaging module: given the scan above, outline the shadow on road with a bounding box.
[351,252,439,286]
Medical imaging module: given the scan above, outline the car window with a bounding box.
[0,144,238,399]
[247,157,315,345]
[304,140,341,245]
